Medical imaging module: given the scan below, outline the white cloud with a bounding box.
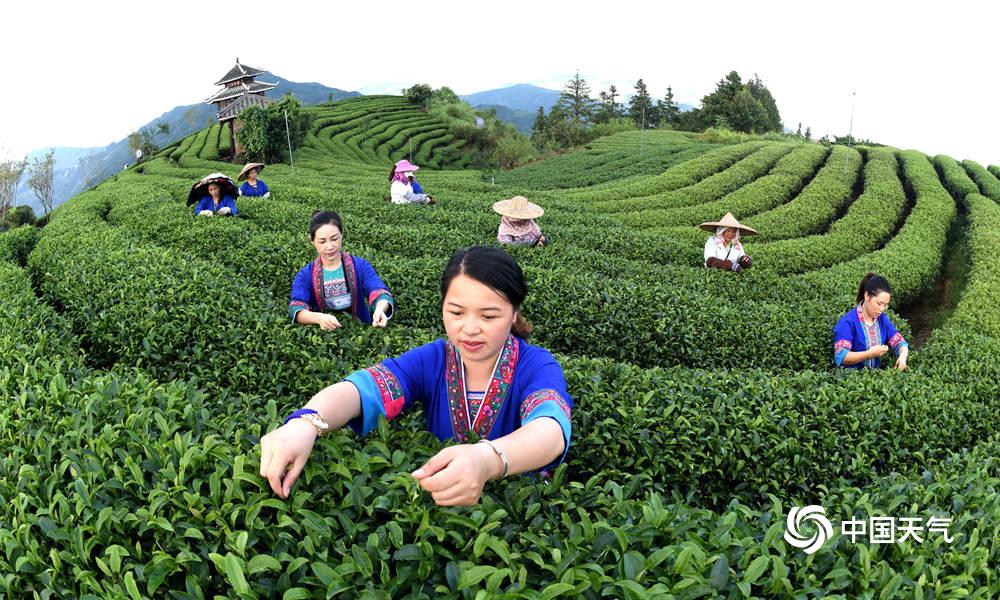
[1,0,997,164]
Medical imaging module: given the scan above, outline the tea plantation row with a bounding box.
[4,95,1000,597]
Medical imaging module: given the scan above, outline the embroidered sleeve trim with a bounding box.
[888,332,905,349]
[520,389,572,421]
[366,364,406,420]
[368,288,392,307]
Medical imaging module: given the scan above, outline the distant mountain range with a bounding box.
[475,105,538,135]
[15,73,358,213]
[461,83,562,114]
[462,82,694,114]
[462,83,694,134]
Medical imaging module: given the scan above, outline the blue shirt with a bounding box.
[343,336,572,471]
[289,253,394,324]
[193,195,238,216]
[833,305,908,369]
[239,180,269,198]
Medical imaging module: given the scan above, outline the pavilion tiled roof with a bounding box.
[217,93,274,121]
[205,80,278,104]
[214,59,267,86]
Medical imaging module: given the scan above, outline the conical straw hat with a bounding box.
[187,173,238,205]
[698,212,757,235]
[238,162,265,181]
[492,196,544,220]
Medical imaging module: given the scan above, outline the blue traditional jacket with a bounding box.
[239,180,270,197]
[833,305,908,369]
[289,253,393,325]
[193,195,238,216]
[344,335,572,470]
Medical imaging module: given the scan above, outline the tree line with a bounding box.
[532,70,785,151]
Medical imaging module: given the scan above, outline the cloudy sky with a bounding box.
[3,1,998,164]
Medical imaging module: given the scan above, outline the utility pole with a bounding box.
[845,91,856,175]
[640,106,646,156]
[284,110,294,173]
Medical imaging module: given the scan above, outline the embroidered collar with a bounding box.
[311,252,359,318]
[445,335,519,442]
[856,304,877,327]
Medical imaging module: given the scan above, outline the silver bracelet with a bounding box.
[478,439,509,479]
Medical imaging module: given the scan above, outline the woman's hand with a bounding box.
[218,207,232,215]
[317,313,341,331]
[259,419,319,498]
[706,257,732,270]
[198,210,213,217]
[895,346,909,371]
[372,301,390,327]
[869,344,890,358]
[411,443,502,506]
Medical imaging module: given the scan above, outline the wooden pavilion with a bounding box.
[205,58,277,157]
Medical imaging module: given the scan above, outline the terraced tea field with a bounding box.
[3,94,1000,598]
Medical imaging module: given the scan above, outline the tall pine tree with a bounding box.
[531,107,546,139]
[728,88,769,133]
[701,71,743,128]
[628,79,655,129]
[747,74,782,132]
[556,70,596,125]
[657,85,680,128]
[699,70,782,133]
[594,85,622,124]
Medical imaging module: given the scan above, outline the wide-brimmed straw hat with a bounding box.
[186,173,238,206]
[492,196,544,220]
[698,212,757,235]
[394,159,420,173]
[238,162,265,181]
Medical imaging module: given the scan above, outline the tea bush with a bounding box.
[747,145,862,241]
[961,159,1000,202]
[6,93,1000,597]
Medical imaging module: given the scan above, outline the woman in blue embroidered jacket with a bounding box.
[190,173,239,217]
[833,273,910,370]
[238,162,270,198]
[260,246,573,505]
[289,211,394,329]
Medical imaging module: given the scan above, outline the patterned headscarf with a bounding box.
[715,226,743,252]
[497,216,542,241]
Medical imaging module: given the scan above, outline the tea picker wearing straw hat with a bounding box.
[238,163,270,198]
[189,173,239,217]
[494,196,548,247]
[700,212,756,272]
[389,159,434,205]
